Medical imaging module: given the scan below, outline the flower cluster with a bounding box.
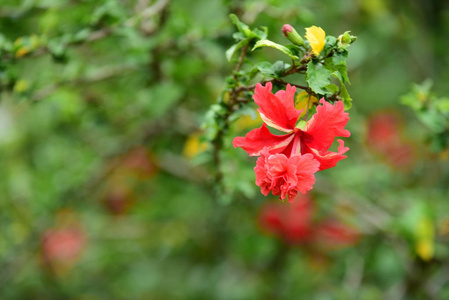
[233,82,350,201]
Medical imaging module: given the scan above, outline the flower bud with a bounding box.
[282,24,305,46]
[338,31,357,48]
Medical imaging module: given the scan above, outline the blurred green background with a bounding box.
[1,0,449,299]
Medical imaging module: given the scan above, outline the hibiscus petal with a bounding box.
[304,99,350,151]
[304,139,349,170]
[254,151,319,201]
[288,153,320,200]
[253,82,302,132]
[233,124,295,156]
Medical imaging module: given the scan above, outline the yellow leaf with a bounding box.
[234,111,263,131]
[295,91,318,117]
[14,80,29,93]
[415,217,435,261]
[416,240,434,262]
[15,47,30,58]
[305,26,326,56]
[439,149,449,161]
[183,132,208,159]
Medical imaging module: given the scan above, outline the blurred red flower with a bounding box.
[102,186,134,215]
[366,111,416,170]
[259,194,359,247]
[101,146,157,214]
[41,225,86,274]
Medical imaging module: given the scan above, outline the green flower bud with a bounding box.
[282,24,305,46]
[338,31,357,48]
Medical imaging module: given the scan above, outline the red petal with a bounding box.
[253,82,302,132]
[303,139,349,170]
[287,153,320,197]
[304,99,350,151]
[233,124,295,156]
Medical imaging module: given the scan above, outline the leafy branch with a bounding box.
[204,15,357,199]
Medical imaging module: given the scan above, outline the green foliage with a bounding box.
[402,80,449,151]
[306,60,332,95]
[0,0,448,299]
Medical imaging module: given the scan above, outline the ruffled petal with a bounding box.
[304,99,350,151]
[254,151,319,201]
[303,139,349,170]
[253,82,302,132]
[233,124,295,156]
[287,153,320,199]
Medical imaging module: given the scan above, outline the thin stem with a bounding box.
[235,44,249,74]
[272,79,309,91]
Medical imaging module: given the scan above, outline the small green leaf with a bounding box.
[332,50,348,65]
[326,83,339,94]
[334,63,350,84]
[255,61,277,78]
[306,61,332,95]
[229,14,251,37]
[226,39,250,61]
[417,109,446,133]
[252,40,299,59]
[252,27,268,40]
[339,83,352,110]
[321,36,337,57]
[272,60,289,77]
[325,53,350,84]
[253,61,290,79]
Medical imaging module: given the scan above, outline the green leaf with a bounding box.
[416,109,447,133]
[339,83,352,109]
[226,39,250,61]
[334,63,350,84]
[229,14,251,37]
[332,50,348,65]
[325,52,350,84]
[254,61,277,78]
[252,27,268,40]
[321,36,337,57]
[326,83,339,94]
[306,61,332,95]
[252,40,299,59]
[254,61,290,79]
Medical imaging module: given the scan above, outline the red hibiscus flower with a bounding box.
[233,82,350,170]
[233,82,350,199]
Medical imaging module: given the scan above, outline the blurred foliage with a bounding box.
[0,0,449,299]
